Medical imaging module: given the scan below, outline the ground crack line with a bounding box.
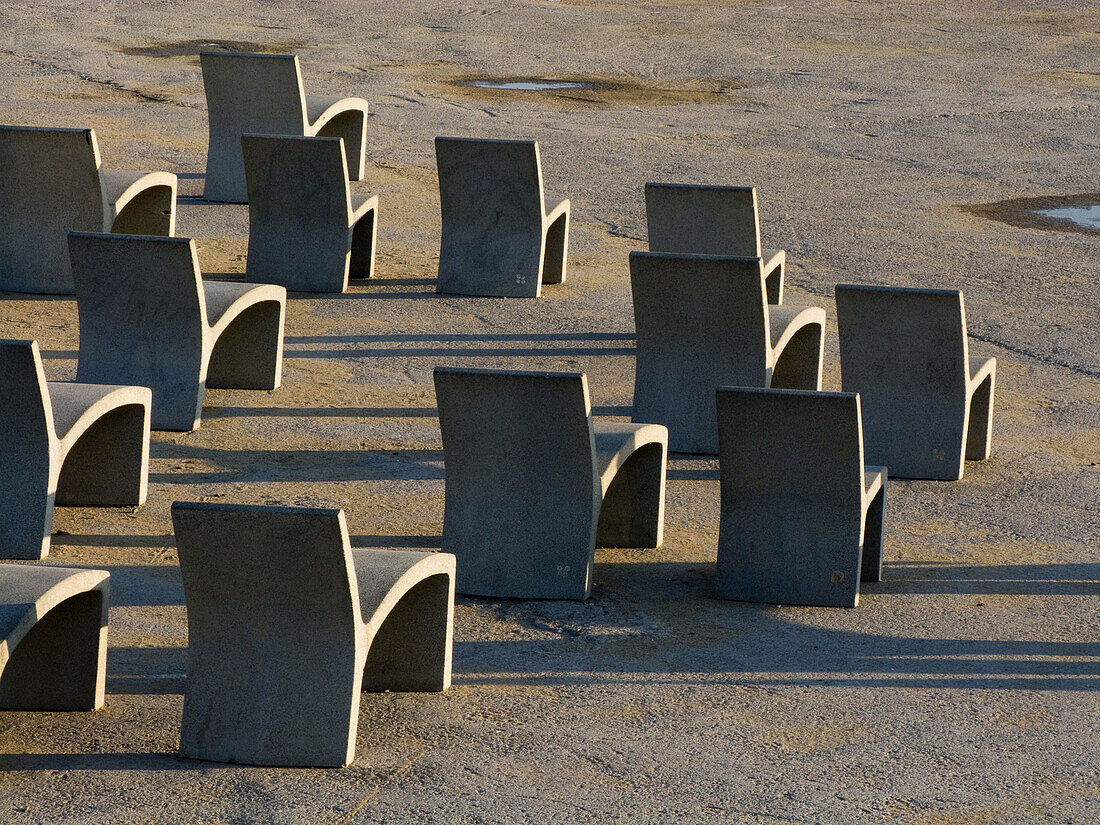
[0,49,202,110]
[966,331,1099,379]
[329,745,433,825]
[842,101,1099,129]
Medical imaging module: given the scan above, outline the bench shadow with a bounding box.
[880,561,1100,597]
[202,404,631,419]
[451,559,1100,691]
[0,752,191,771]
[38,349,79,359]
[350,534,441,549]
[665,455,720,481]
[107,645,187,695]
[348,276,436,287]
[285,332,634,344]
[203,405,439,419]
[147,443,444,483]
[287,345,634,358]
[284,330,634,358]
[51,533,174,548]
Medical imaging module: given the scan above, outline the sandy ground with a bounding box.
[0,1,1097,822]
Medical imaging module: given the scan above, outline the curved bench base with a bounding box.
[0,566,109,711]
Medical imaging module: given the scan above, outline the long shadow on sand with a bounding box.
[202,404,632,419]
[283,330,635,358]
[147,442,444,484]
[204,405,440,418]
[0,752,191,771]
[452,559,1100,692]
[0,558,1093,775]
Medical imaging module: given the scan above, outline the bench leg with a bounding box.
[316,111,366,181]
[206,301,285,391]
[0,588,108,710]
[349,207,377,281]
[770,322,824,391]
[596,442,667,549]
[362,573,453,693]
[860,483,887,583]
[965,372,995,461]
[541,212,569,285]
[111,184,175,237]
[56,404,149,506]
[764,261,784,305]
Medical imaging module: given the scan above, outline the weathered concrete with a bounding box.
[434,367,666,600]
[715,387,886,608]
[0,125,176,294]
[0,2,1096,822]
[69,232,286,431]
[435,137,570,297]
[835,283,997,481]
[171,502,454,767]
[0,564,110,712]
[646,182,786,304]
[0,339,149,560]
[243,134,378,292]
[631,251,824,454]
[200,51,369,203]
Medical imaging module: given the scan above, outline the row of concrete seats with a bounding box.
[0,124,997,477]
[0,125,177,294]
[194,52,775,299]
[0,504,456,768]
[69,232,286,431]
[0,124,380,295]
[0,230,289,560]
[0,116,771,301]
[0,49,997,769]
[630,253,998,481]
[431,368,883,609]
[0,369,881,768]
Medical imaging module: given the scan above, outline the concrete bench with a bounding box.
[0,125,176,294]
[434,367,667,600]
[68,232,286,432]
[645,182,785,304]
[0,564,110,711]
[630,250,825,454]
[715,387,887,608]
[200,52,369,203]
[0,340,150,560]
[835,283,997,480]
[435,137,570,297]
[243,134,378,292]
[172,502,455,767]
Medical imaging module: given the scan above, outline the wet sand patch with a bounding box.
[117,38,306,64]
[447,73,749,106]
[959,193,1100,236]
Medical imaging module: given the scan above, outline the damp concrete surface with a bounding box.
[0,1,1097,824]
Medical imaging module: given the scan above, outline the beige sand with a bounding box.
[0,1,1096,822]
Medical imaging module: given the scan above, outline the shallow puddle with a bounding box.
[1034,204,1100,231]
[469,79,590,91]
[451,73,747,105]
[959,194,1100,236]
